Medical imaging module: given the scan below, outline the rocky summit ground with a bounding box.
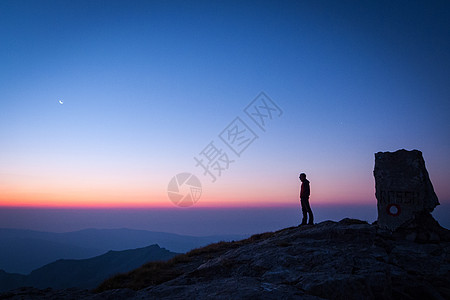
[2,217,449,300]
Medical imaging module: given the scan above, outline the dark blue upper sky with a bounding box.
[0,1,449,212]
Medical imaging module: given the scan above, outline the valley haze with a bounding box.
[0,204,448,236]
[0,227,247,274]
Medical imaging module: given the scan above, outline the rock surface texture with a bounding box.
[374,149,439,231]
[2,218,449,299]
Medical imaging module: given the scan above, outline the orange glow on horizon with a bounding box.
[0,193,374,209]
[0,175,376,209]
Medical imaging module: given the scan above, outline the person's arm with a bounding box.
[305,182,310,197]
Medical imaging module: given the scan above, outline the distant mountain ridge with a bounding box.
[0,244,178,292]
[2,217,449,299]
[0,228,248,274]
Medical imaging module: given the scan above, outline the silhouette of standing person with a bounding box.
[299,173,314,225]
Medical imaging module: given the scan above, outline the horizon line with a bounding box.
[0,202,377,210]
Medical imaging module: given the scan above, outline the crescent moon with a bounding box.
[59,100,64,104]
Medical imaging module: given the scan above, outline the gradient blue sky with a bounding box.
[0,1,449,233]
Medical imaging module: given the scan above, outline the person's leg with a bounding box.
[303,198,314,225]
[306,199,314,225]
[308,206,314,225]
[300,198,307,225]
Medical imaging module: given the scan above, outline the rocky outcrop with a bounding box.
[3,218,449,299]
[374,149,439,231]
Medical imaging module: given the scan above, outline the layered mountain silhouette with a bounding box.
[2,216,449,299]
[0,244,178,292]
[0,228,247,274]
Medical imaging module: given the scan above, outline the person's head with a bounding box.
[299,173,306,182]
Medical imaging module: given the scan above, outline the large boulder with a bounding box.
[374,149,439,231]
